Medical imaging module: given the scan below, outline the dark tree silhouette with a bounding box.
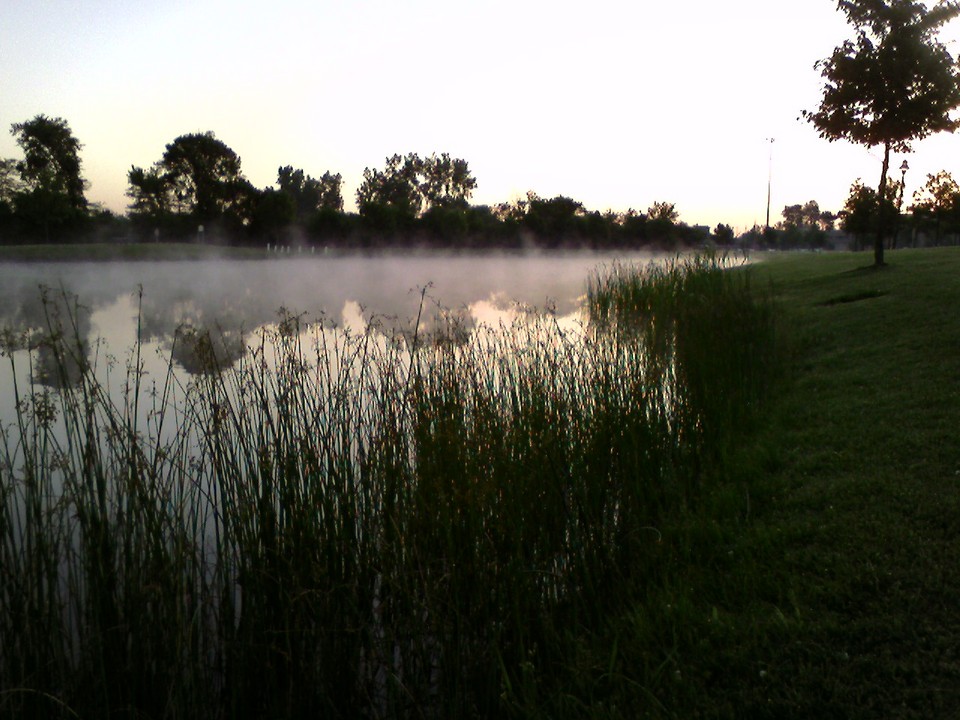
[910,169,960,244]
[277,166,343,220]
[355,152,477,228]
[11,115,87,212]
[418,152,477,209]
[128,132,256,237]
[126,165,171,219]
[840,179,900,250]
[8,115,90,240]
[159,132,250,222]
[804,0,960,265]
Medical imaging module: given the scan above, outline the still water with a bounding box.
[0,250,666,419]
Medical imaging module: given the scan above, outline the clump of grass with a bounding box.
[0,255,780,718]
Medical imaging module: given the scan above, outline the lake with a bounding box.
[0,249,668,422]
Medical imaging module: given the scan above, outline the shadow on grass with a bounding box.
[816,288,888,306]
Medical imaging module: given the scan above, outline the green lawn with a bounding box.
[671,248,960,718]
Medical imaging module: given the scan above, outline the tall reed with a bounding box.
[0,255,779,718]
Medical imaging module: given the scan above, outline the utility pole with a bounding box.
[765,138,775,230]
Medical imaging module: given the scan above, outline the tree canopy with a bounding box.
[6,115,89,240]
[355,153,477,225]
[127,132,256,235]
[11,115,88,212]
[804,0,960,264]
[910,169,960,242]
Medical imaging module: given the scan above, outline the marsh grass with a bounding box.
[0,255,779,718]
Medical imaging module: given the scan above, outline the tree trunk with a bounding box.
[875,143,890,266]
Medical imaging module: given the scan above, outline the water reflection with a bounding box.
[0,250,666,386]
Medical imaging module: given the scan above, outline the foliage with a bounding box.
[160,132,252,222]
[126,165,171,219]
[522,192,585,239]
[128,132,256,235]
[249,187,296,243]
[713,223,735,245]
[277,166,343,219]
[804,0,960,264]
[1,109,752,250]
[418,152,477,208]
[6,116,90,240]
[645,201,680,243]
[10,115,87,213]
[909,169,960,243]
[779,200,835,231]
[356,152,423,221]
[355,152,477,226]
[839,178,901,249]
[0,158,25,205]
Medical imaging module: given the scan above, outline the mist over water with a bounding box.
[0,247,671,474]
[0,249,670,348]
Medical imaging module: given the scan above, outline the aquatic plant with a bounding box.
[0,255,779,718]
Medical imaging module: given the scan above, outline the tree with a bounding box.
[277,166,343,220]
[419,153,477,209]
[522,192,585,242]
[910,169,960,243]
[11,115,87,212]
[159,132,249,222]
[0,158,24,205]
[127,132,255,236]
[840,179,900,249]
[779,200,836,231]
[355,152,477,223]
[646,201,679,241]
[356,153,423,223]
[0,158,23,234]
[780,202,813,229]
[250,188,296,243]
[126,165,172,220]
[804,0,960,265]
[647,201,679,224]
[714,223,735,245]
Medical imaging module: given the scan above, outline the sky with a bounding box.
[3,0,960,232]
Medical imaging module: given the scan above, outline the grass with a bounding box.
[5,246,957,718]
[725,249,960,718]
[628,247,960,718]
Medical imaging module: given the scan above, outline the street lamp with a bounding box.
[765,138,775,229]
[898,159,910,211]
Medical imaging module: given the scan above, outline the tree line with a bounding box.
[0,119,721,250]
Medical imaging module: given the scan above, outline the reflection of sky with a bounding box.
[0,251,680,442]
[0,251,669,417]
[0,250,666,340]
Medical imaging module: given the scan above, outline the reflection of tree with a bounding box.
[10,288,94,389]
[167,325,247,375]
[32,336,87,389]
[0,252,651,384]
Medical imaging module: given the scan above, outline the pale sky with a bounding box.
[3,0,960,232]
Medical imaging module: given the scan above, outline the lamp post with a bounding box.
[898,159,909,211]
[896,160,910,249]
[765,138,775,229]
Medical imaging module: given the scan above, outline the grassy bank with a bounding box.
[642,247,960,718]
[732,249,960,718]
